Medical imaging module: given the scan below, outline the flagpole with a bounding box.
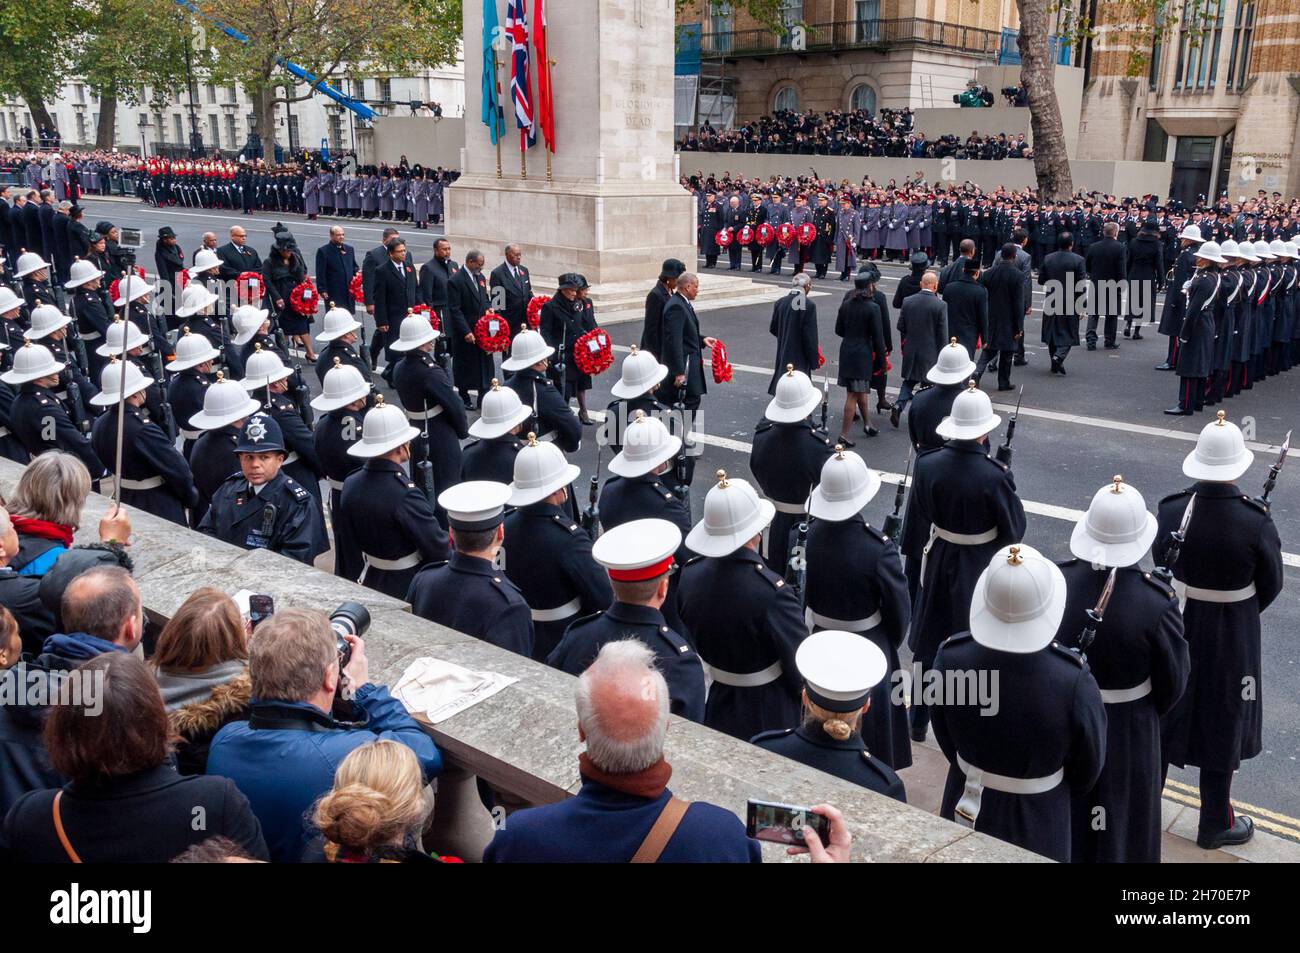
[545,56,554,183]
[521,130,528,180]
[492,49,503,180]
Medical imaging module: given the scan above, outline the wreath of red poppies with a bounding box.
[756,223,775,246]
[573,328,614,376]
[289,279,320,316]
[715,228,733,248]
[737,225,754,245]
[108,266,147,305]
[776,223,796,247]
[711,339,733,384]
[796,222,817,246]
[474,312,512,352]
[348,272,365,305]
[236,270,264,305]
[526,295,549,330]
[410,303,440,332]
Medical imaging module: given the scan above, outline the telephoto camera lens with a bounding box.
[330,601,371,669]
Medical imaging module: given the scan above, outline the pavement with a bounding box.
[77,197,1300,861]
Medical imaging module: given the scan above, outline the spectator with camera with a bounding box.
[1,652,269,862]
[206,607,442,863]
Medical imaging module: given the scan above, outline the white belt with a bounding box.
[1099,677,1153,705]
[530,595,582,622]
[283,451,299,465]
[921,524,999,582]
[954,754,1063,827]
[0,427,8,438]
[537,430,558,443]
[406,405,444,421]
[325,477,345,491]
[179,428,201,440]
[80,330,102,340]
[1172,580,1256,606]
[701,659,783,688]
[805,607,882,633]
[769,499,806,515]
[361,551,421,574]
[104,475,164,492]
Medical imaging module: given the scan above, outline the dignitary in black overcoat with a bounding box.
[892,272,947,421]
[801,448,911,770]
[1124,220,1165,339]
[661,273,712,406]
[548,519,705,722]
[369,237,419,369]
[751,368,833,577]
[723,196,745,270]
[678,471,807,742]
[941,257,988,359]
[408,481,534,658]
[931,544,1107,863]
[1155,415,1284,849]
[640,259,684,359]
[446,250,495,406]
[767,273,820,395]
[488,244,532,337]
[1039,232,1089,374]
[752,630,905,801]
[907,384,1025,740]
[314,226,358,312]
[1054,477,1189,863]
[975,244,1025,390]
[834,273,887,441]
[1083,221,1127,349]
[810,194,836,279]
[540,275,598,414]
[699,192,723,268]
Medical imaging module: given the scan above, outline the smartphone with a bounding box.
[118,226,144,250]
[248,594,275,629]
[745,798,830,847]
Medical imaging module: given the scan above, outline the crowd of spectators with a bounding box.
[679,108,1032,159]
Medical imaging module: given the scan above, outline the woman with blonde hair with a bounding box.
[151,587,251,776]
[312,739,460,864]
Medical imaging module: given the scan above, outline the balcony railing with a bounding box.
[700,18,1003,59]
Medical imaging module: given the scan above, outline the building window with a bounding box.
[709,2,733,53]
[172,114,183,143]
[206,85,217,105]
[227,85,238,103]
[329,113,344,151]
[779,0,802,48]
[1177,0,1226,90]
[1149,7,1164,90]
[1226,0,1254,91]
[1142,118,1169,162]
[75,114,85,142]
[855,0,880,43]
[226,114,237,149]
[379,78,392,101]
[0,115,7,141]
[75,84,86,103]
[209,114,220,149]
[774,85,798,112]
[849,83,877,116]
[288,114,300,151]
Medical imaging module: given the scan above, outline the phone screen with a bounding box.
[745,799,831,846]
[248,594,274,628]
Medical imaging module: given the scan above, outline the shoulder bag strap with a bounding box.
[52,790,83,864]
[630,796,690,864]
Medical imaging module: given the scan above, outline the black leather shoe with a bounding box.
[1086,343,1097,351]
[1056,362,1067,375]
[1164,406,1192,416]
[889,404,901,429]
[836,437,856,448]
[997,384,1016,391]
[1132,330,1144,340]
[1154,362,1174,371]
[863,426,879,438]
[1104,342,1120,350]
[909,714,929,743]
[1013,358,1028,366]
[1197,816,1254,850]
[1123,327,1131,338]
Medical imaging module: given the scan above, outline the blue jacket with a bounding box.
[484,778,760,863]
[206,684,441,863]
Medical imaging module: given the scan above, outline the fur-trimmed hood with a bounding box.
[168,671,252,738]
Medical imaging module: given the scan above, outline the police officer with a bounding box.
[408,481,534,658]
[4,341,104,478]
[752,630,905,801]
[930,544,1107,863]
[462,379,530,484]
[604,346,670,456]
[186,371,263,524]
[197,412,324,565]
[502,326,581,454]
[167,329,219,459]
[1054,476,1190,863]
[1155,413,1284,850]
[310,359,369,529]
[549,518,705,722]
[391,312,468,527]
[502,434,611,662]
[907,382,1026,742]
[314,305,370,385]
[750,367,833,577]
[90,358,198,526]
[333,394,449,600]
[801,446,911,771]
[678,470,807,741]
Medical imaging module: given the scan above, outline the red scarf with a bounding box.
[578,753,673,800]
[10,516,73,548]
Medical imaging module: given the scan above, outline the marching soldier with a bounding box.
[752,630,905,801]
[167,329,219,459]
[1156,413,1284,849]
[802,446,911,771]
[549,518,705,722]
[605,345,670,455]
[314,305,370,385]
[4,341,104,478]
[462,380,530,484]
[931,544,1107,863]
[1165,241,1224,415]
[310,359,369,528]
[186,371,262,524]
[750,367,833,576]
[678,470,807,741]
[90,358,198,526]
[503,326,581,453]
[1054,476,1190,863]
[907,382,1026,741]
[407,481,534,658]
[502,434,612,662]
[197,412,324,566]
[334,394,450,599]
[391,312,468,526]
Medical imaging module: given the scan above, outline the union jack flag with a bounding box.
[506,0,536,148]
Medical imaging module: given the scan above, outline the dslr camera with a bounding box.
[331,601,371,671]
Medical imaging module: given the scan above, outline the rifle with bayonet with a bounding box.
[882,446,913,545]
[1258,430,1291,507]
[818,361,830,432]
[581,438,602,540]
[65,296,90,376]
[415,398,436,503]
[672,384,692,521]
[1076,566,1118,662]
[784,503,810,606]
[66,380,90,435]
[1154,493,1196,586]
[995,385,1023,466]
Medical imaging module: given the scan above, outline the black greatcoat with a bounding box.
[750,419,833,577]
[834,292,885,385]
[661,293,708,401]
[752,724,905,802]
[767,291,820,393]
[446,266,494,396]
[941,273,989,357]
[90,403,198,526]
[408,551,535,659]
[1038,249,1088,347]
[1174,269,1219,380]
[896,290,948,382]
[979,260,1025,352]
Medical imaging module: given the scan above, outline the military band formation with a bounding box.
[0,164,1292,863]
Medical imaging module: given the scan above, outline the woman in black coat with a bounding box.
[539,275,598,422]
[1124,224,1165,338]
[262,238,313,360]
[153,227,186,331]
[3,652,268,862]
[834,273,887,444]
